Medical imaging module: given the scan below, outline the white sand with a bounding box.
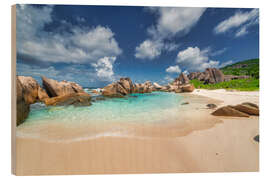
[15,89,259,175]
[191,89,259,106]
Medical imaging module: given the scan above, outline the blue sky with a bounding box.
[16,5,259,87]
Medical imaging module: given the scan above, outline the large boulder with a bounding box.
[173,73,189,85]
[102,82,126,98]
[43,93,91,106]
[42,76,84,97]
[143,81,153,93]
[181,84,195,92]
[212,106,250,117]
[204,68,225,84]
[153,82,163,90]
[119,77,134,93]
[17,76,48,104]
[16,77,30,126]
[242,102,259,109]
[188,68,225,84]
[233,104,259,116]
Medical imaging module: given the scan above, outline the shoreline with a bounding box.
[15,89,259,175]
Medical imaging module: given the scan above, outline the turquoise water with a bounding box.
[23,91,183,125]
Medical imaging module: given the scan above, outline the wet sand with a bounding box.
[14,90,259,175]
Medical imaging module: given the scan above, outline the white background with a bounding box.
[1,0,269,179]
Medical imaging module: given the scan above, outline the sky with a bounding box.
[16,5,259,87]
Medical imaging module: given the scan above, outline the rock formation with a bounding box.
[153,82,163,90]
[16,76,50,126]
[16,77,30,126]
[17,76,49,104]
[173,73,190,86]
[211,102,259,117]
[43,93,91,106]
[119,77,134,94]
[42,76,84,97]
[188,68,251,84]
[204,68,225,84]
[181,84,195,92]
[16,76,91,126]
[102,78,155,97]
[102,82,128,98]
[188,68,225,84]
[211,106,250,117]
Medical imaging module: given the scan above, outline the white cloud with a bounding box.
[176,47,218,71]
[135,39,162,60]
[16,5,122,64]
[135,7,206,60]
[176,46,234,71]
[166,65,181,73]
[91,57,116,81]
[210,47,227,56]
[148,7,206,40]
[235,26,248,37]
[214,9,259,37]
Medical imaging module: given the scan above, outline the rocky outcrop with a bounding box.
[233,104,259,116]
[43,93,91,106]
[204,68,225,84]
[102,82,127,98]
[181,84,195,92]
[119,77,134,94]
[42,76,84,97]
[242,102,259,109]
[188,68,225,84]
[153,82,163,90]
[16,76,50,126]
[102,78,155,97]
[173,73,189,86]
[211,106,250,117]
[17,76,49,104]
[188,68,251,84]
[211,102,259,117]
[16,77,30,126]
[16,76,90,125]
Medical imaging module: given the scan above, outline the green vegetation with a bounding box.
[220,58,259,79]
[190,78,259,91]
[189,58,259,91]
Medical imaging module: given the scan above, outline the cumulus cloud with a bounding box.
[135,40,163,60]
[147,7,206,40]
[166,65,181,73]
[91,57,116,81]
[214,8,259,37]
[135,7,206,60]
[16,5,122,64]
[175,46,232,72]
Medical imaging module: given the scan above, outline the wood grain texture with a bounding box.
[11,4,17,175]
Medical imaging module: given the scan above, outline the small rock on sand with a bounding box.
[181,102,189,105]
[206,104,217,109]
[253,135,259,142]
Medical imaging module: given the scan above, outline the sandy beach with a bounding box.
[15,89,259,175]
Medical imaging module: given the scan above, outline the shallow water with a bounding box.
[23,91,184,125]
[16,92,194,141]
